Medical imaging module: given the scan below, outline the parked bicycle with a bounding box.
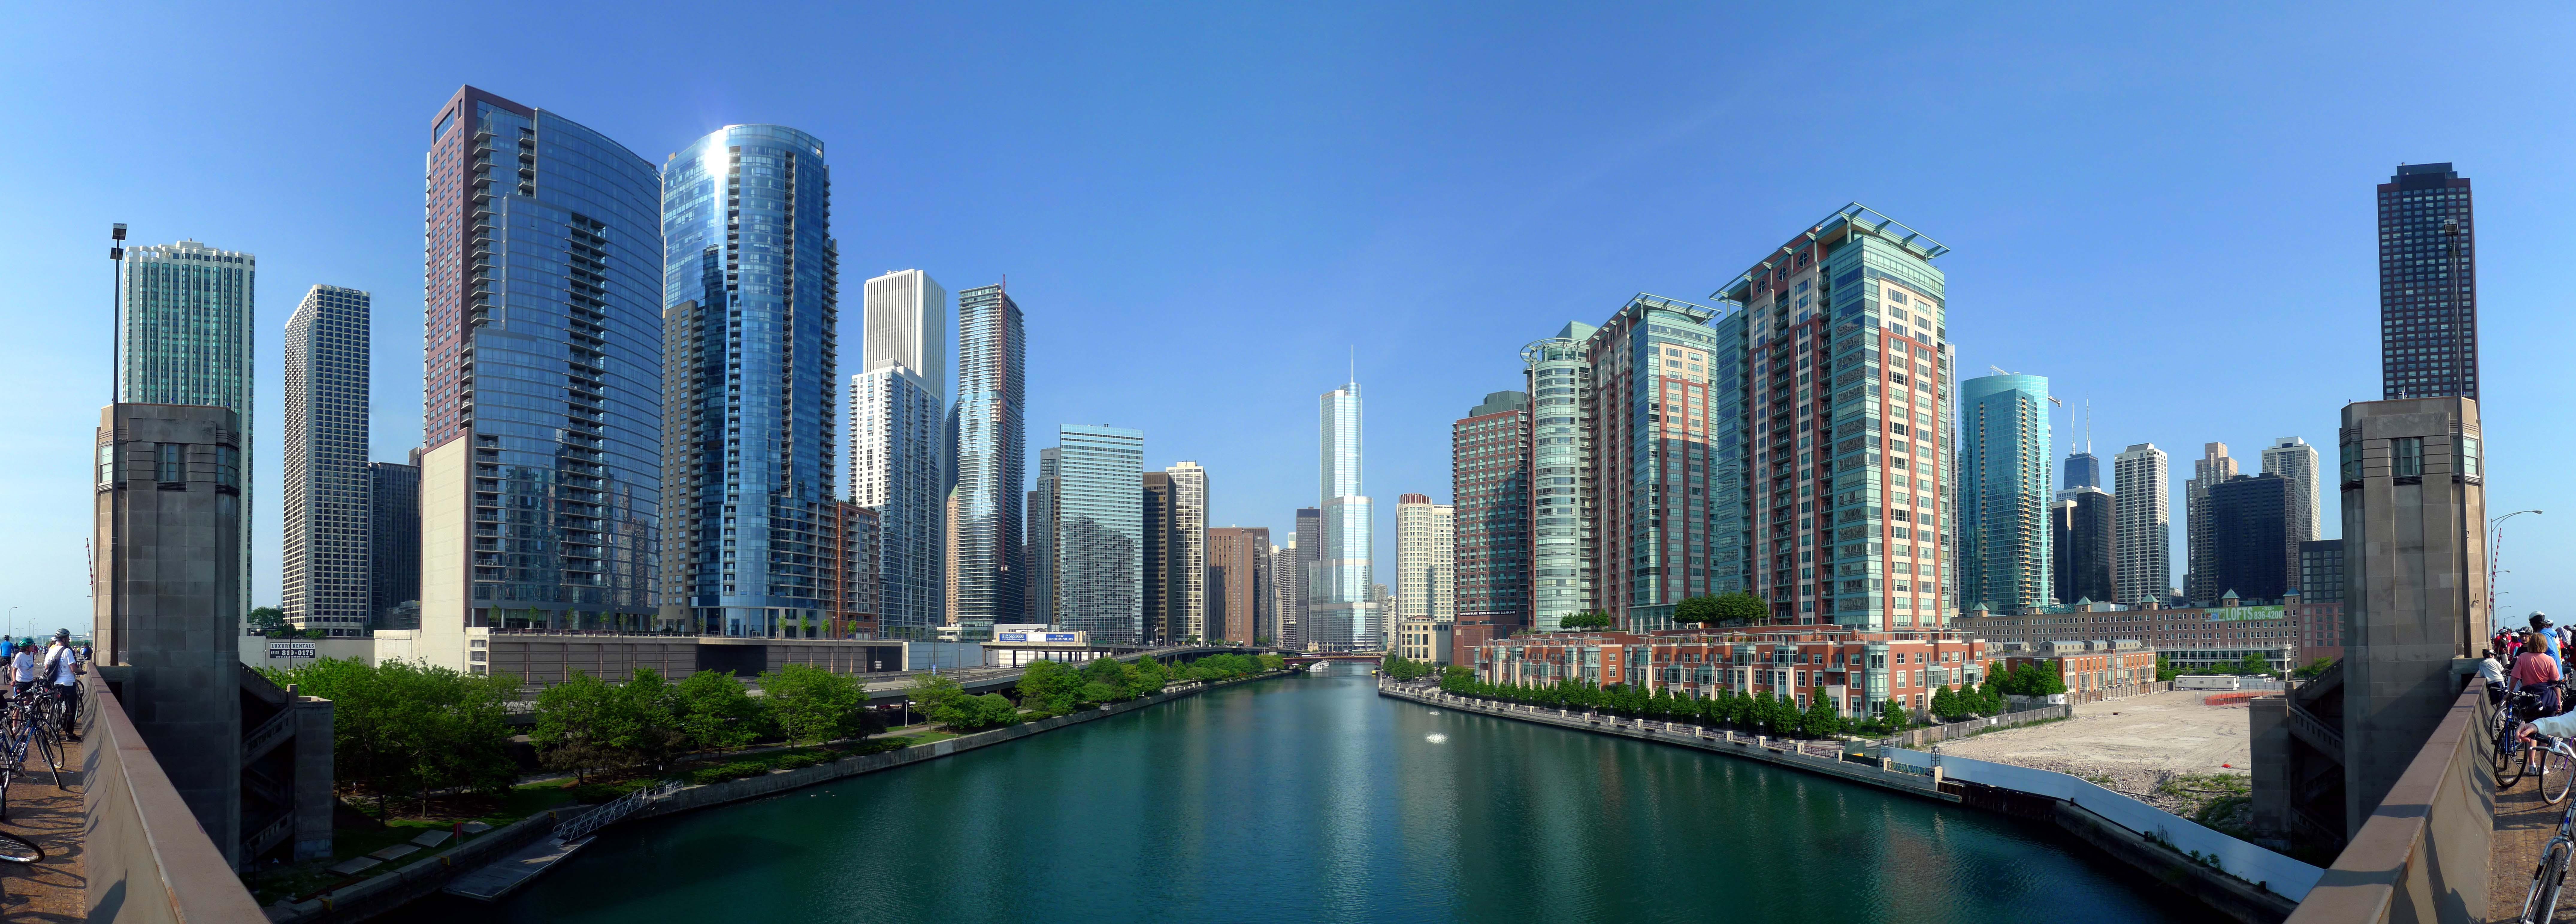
[0,683,65,821]
[2499,682,2566,789]
[2519,732,2576,922]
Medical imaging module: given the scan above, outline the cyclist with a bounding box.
[2539,613,2565,671]
[42,631,77,741]
[2519,638,2564,712]
[7,641,35,700]
[2483,649,2512,705]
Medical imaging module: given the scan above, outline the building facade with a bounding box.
[1312,382,1375,651]
[2112,443,2172,604]
[1718,205,1956,632]
[1581,295,1721,625]
[282,284,373,636]
[950,283,1026,624]
[1466,627,1991,718]
[1997,640,2160,704]
[1026,449,1060,624]
[2263,436,2323,593]
[1452,390,1530,647]
[2184,442,2240,602]
[419,86,662,640]
[369,455,422,628]
[1957,374,2052,614]
[120,238,257,621]
[1395,493,1455,625]
[1290,507,1319,650]
[2208,473,2289,600]
[660,124,839,638]
[1207,526,1273,644]
[2052,486,2116,606]
[1141,472,1176,643]
[1048,425,1144,645]
[1521,324,1596,631]
[1165,461,1209,641]
[820,501,880,638]
[2297,539,2347,662]
[1954,597,2295,673]
[861,270,947,407]
[850,360,946,639]
[2377,163,2478,401]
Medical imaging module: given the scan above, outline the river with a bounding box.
[412,662,2193,923]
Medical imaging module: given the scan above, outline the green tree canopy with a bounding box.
[262,657,519,814]
[1711,592,1770,625]
[248,606,291,637]
[761,663,867,745]
[676,668,768,753]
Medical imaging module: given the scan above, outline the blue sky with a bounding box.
[4,3,2570,631]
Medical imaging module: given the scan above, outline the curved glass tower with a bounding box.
[1521,324,1594,631]
[421,86,661,637]
[661,125,839,637]
[950,283,1027,623]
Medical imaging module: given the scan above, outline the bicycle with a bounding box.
[0,686,63,822]
[2501,683,2566,789]
[2521,733,2576,923]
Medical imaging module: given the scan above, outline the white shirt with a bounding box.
[43,644,73,685]
[2481,657,2510,685]
[2533,712,2576,739]
[10,650,33,684]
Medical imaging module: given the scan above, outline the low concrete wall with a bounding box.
[273,808,570,923]
[83,673,270,923]
[2282,686,2491,924]
[1885,705,2073,748]
[1387,684,2303,923]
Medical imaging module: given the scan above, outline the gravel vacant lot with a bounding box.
[1932,689,2255,813]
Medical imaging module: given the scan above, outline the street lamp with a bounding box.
[2492,510,2543,630]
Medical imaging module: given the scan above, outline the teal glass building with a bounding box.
[1958,373,2053,614]
[1520,325,1594,631]
[951,284,1027,623]
[661,124,839,637]
[120,238,256,620]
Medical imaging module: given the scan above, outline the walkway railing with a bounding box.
[553,780,681,844]
[84,673,269,922]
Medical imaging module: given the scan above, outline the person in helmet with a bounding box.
[42,630,77,740]
[2535,613,2562,672]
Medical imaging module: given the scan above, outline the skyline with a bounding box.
[7,4,2575,629]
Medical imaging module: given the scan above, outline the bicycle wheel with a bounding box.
[2504,723,2527,781]
[2551,750,2576,806]
[2525,838,2571,924]
[30,731,60,789]
[2506,736,2532,789]
[0,830,37,865]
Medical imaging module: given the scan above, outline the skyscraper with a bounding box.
[852,268,950,640]
[1581,295,1723,625]
[2051,490,2116,606]
[370,454,422,629]
[660,124,838,638]
[1141,472,1176,642]
[418,86,661,654]
[1047,425,1144,644]
[1521,324,1594,631]
[2113,443,2173,604]
[851,360,946,639]
[120,238,256,621]
[1313,381,1375,651]
[1716,204,1956,631]
[1452,390,1531,646]
[862,270,947,406]
[1027,449,1060,624]
[2263,436,2323,593]
[2377,163,2478,401]
[950,283,1026,623]
[282,284,373,636]
[1958,374,2052,615]
[1290,507,1320,650]
[1395,494,1455,624]
[820,501,880,638]
[1207,526,1273,644]
[2209,473,2290,600]
[2185,442,2239,601]
[1165,461,1209,640]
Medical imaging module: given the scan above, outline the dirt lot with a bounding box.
[1933,689,2255,813]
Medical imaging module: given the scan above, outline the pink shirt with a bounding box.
[2516,652,2563,686]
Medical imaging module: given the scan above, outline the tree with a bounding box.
[1672,595,1721,626]
[1017,659,1082,714]
[761,663,867,745]
[2155,655,2181,683]
[264,657,520,816]
[248,606,291,637]
[676,669,767,753]
[1879,698,1910,730]
[2294,658,2336,680]
[1559,610,1614,631]
[1080,655,1132,699]
[1710,592,1770,625]
[531,671,626,782]
[1801,697,1846,739]
[616,668,684,771]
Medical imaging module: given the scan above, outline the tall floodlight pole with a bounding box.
[109,223,126,401]
[2492,510,2543,631]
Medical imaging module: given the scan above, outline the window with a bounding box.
[96,444,115,485]
[155,443,184,484]
[2392,438,2422,478]
[2459,436,2481,476]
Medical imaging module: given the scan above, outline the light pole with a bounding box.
[2492,510,2543,630]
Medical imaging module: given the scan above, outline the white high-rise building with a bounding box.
[1313,381,1375,650]
[1165,461,1209,641]
[282,285,372,636]
[2263,436,2323,594]
[2113,443,2173,604]
[1396,494,1455,623]
[851,360,946,638]
[863,270,947,406]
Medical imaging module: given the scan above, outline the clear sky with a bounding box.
[4,3,2570,633]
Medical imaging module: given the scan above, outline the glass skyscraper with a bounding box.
[120,238,256,620]
[1312,381,1375,650]
[2377,163,2477,400]
[1521,324,1595,630]
[950,283,1026,623]
[421,86,660,638]
[660,124,839,637]
[1048,425,1145,644]
[283,284,373,636]
[1165,461,1208,640]
[1957,373,2053,614]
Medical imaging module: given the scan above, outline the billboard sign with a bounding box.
[1044,633,1077,644]
[269,641,317,659]
[998,632,1030,642]
[2208,605,2286,623]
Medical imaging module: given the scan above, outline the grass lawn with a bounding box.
[239,781,584,905]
